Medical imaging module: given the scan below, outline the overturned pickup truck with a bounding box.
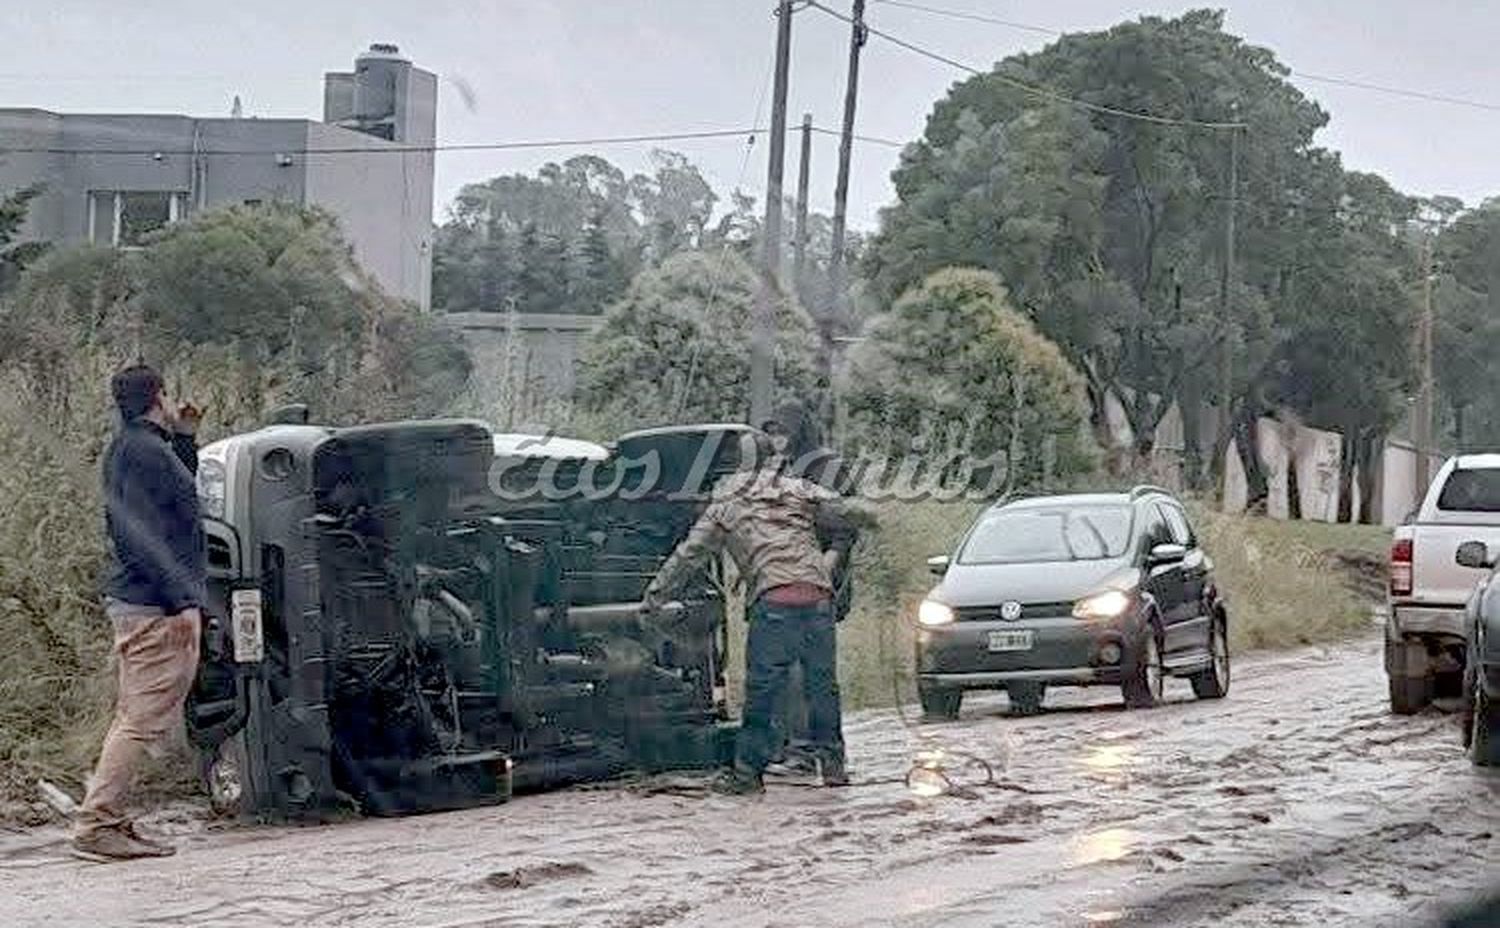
[187,418,749,819]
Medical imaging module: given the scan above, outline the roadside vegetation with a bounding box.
[0,204,470,817]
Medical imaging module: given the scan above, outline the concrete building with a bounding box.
[0,43,435,309]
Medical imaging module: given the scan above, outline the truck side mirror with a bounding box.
[1456,540,1493,570]
[926,554,951,576]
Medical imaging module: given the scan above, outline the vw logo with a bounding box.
[1000,601,1023,621]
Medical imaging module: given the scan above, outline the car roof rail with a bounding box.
[1129,484,1174,500]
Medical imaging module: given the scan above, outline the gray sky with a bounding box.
[7,1,1500,229]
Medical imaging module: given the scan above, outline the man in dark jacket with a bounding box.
[72,365,206,863]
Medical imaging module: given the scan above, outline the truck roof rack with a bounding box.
[1129,484,1173,500]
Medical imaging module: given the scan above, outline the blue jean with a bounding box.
[736,598,844,775]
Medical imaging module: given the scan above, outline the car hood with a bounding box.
[931,558,1139,607]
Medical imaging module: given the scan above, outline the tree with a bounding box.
[843,268,1092,488]
[576,250,819,428]
[0,185,49,293]
[1435,199,1500,452]
[433,151,720,315]
[3,202,470,425]
[863,10,1328,476]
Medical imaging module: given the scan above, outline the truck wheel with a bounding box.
[1122,628,1164,709]
[1190,617,1231,700]
[919,684,963,721]
[1007,682,1045,716]
[1388,674,1433,715]
[1472,685,1500,767]
[1385,637,1433,715]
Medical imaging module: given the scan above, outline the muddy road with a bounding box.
[5,633,1499,927]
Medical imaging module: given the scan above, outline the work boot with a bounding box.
[70,826,174,863]
[816,752,849,788]
[122,822,176,855]
[709,768,764,796]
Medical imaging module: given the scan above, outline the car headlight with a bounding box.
[917,600,956,627]
[1073,589,1134,621]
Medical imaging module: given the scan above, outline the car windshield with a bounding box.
[958,505,1133,564]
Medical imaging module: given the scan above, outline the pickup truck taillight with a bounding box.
[1390,537,1413,597]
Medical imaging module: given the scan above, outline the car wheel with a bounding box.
[919,684,963,721]
[1007,682,1045,716]
[1190,617,1230,700]
[1472,681,1500,767]
[1122,626,1164,709]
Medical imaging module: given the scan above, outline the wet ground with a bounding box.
[5,633,1499,927]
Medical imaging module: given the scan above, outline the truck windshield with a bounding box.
[1438,469,1500,512]
[958,505,1133,564]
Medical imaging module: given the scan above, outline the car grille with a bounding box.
[954,602,1074,622]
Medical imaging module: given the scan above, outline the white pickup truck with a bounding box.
[1386,454,1500,713]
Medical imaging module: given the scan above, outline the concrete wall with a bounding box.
[1222,418,1343,522]
[0,108,432,309]
[1376,441,1448,526]
[444,311,605,428]
[303,122,432,309]
[0,110,65,240]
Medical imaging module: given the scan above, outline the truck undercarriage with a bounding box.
[187,421,743,819]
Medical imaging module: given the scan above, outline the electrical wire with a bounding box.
[0,128,767,158]
[804,0,1244,131]
[871,0,1061,36]
[870,0,1500,116]
[0,125,905,158]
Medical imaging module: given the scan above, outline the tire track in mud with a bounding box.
[4,634,1498,927]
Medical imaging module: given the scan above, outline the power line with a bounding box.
[809,124,905,149]
[0,127,763,157]
[870,0,1500,115]
[0,124,906,158]
[805,0,1243,130]
[870,0,1060,36]
[1290,71,1500,113]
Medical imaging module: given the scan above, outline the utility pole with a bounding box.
[794,112,813,295]
[828,0,867,329]
[1215,107,1240,501]
[1415,230,1436,492]
[751,0,795,426]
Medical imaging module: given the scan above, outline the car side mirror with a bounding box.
[1456,540,1493,570]
[926,554,951,576]
[1147,543,1188,567]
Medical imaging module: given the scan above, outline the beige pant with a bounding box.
[76,607,201,838]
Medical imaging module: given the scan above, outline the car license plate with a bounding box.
[231,589,265,663]
[987,630,1034,652]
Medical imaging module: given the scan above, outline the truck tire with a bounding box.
[1386,638,1432,715]
[1388,674,1433,715]
[1007,682,1045,716]
[1190,616,1231,700]
[1472,685,1500,767]
[1122,627,1164,709]
[919,684,963,721]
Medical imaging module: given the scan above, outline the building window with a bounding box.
[88,191,185,247]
